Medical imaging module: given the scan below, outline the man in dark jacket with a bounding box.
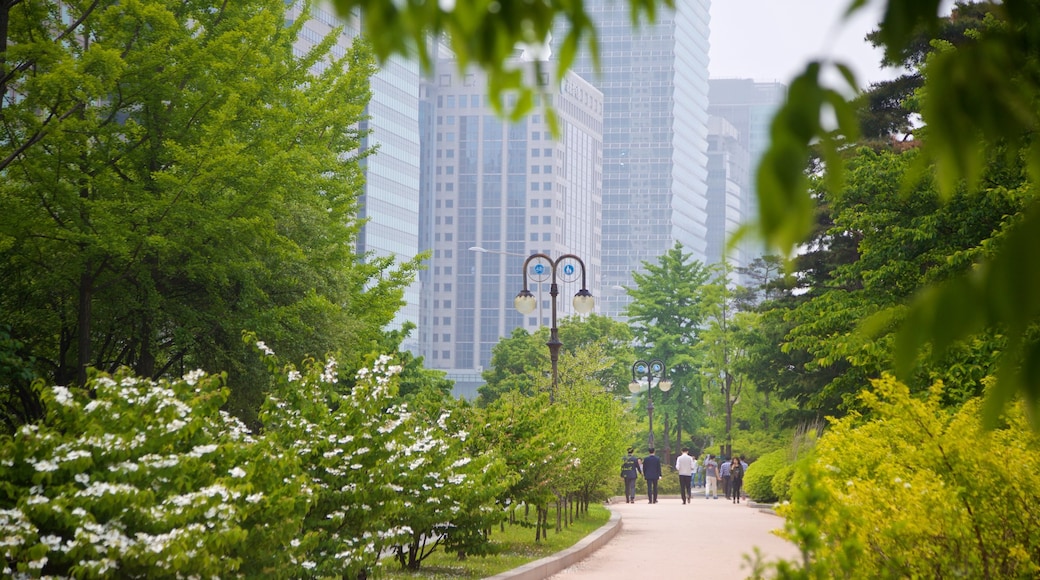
[620,448,642,503]
[642,448,662,504]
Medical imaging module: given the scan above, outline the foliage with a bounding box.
[0,327,37,434]
[479,314,632,405]
[624,242,714,458]
[0,368,307,579]
[253,338,510,577]
[763,375,1040,578]
[0,338,514,579]
[770,463,796,502]
[754,0,1040,427]
[555,344,635,506]
[749,143,1021,421]
[743,449,786,503]
[0,0,418,429]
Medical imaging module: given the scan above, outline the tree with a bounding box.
[754,0,1040,426]
[0,0,418,428]
[624,242,714,462]
[478,314,633,405]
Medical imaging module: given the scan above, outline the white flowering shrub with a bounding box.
[256,342,508,576]
[384,398,510,569]
[0,368,308,579]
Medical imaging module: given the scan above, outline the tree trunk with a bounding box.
[663,413,672,465]
[76,270,93,386]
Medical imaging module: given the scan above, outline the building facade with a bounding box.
[707,78,787,274]
[418,60,604,396]
[570,0,713,319]
[705,116,749,266]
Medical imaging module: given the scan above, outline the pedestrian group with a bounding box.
[621,447,749,504]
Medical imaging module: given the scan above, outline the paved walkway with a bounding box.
[547,494,800,579]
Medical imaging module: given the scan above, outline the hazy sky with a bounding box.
[709,0,899,89]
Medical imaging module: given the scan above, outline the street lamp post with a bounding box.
[629,359,672,449]
[514,254,594,403]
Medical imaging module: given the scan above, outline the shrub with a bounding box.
[0,368,306,579]
[767,376,1040,578]
[770,462,796,501]
[743,449,786,503]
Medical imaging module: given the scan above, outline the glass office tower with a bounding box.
[570,1,713,319]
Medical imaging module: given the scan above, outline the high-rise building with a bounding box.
[570,1,713,319]
[288,3,424,351]
[707,79,787,273]
[418,60,604,397]
[705,116,749,266]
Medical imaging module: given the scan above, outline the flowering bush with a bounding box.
[1,339,513,579]
[0,368,307,579]
[254,340,509,577]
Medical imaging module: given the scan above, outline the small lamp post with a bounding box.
[514,253,594,403]
[629,359,671,448]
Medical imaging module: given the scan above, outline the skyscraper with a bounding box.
[705,116,749,266]
[570,1,713,319]
[418,60,604,397]
[707,78,787,273]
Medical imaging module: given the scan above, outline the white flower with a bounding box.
[287,370,301,382]
[228,467,247,478]
[182,369,206,386]
[51,386,73,406]
[33,460,59,472]
[256,341,275,356]
[302,561,316,570]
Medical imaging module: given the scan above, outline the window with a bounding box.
[542,216,551,224]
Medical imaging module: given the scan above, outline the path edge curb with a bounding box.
[483,505,622,580]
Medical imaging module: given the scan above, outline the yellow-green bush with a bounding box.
[743,449,786,503]
[767,376,1040,578]
[770,462,795,501]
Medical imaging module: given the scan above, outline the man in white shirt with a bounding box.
[675,447,695,504]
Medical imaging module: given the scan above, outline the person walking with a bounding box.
[730,457,745,504]
[642,448,662,504]
[675,447,695,504]
[620,447,642,503]
[703,454,719,499]
[720,456,732,500]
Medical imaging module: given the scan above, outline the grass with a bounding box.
[380,503,612,579]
